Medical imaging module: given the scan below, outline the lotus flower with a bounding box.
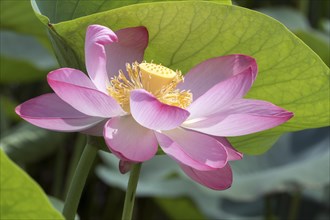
[16,25,293,190]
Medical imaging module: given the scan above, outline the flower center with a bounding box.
[107,62,192,112]
[139,62,177,92]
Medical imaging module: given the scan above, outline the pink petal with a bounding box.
[213,136,243,161]
[155,128,228,171]
[85,25,118,93]
[105,26,148,76]
[130,89,190,130]
[47,68,125,118]
[187,66,255,119]
[15,93,103,131]
[179,163,233,190]
[178,54,257,100]
[183,99,294,136]
[104,116,158,162]
[46,67,97,89]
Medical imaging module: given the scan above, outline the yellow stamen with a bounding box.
[107,62,192,112]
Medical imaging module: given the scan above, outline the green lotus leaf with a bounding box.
[31,0,232,24]
[31,1,329,154]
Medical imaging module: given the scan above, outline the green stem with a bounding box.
[63,135,86,199]
[288,189,301,220]
[62,137,98,220]
[52,145,65,197]
[121,163,142,220]
[264,194,275,220]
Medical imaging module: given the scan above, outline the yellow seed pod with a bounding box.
[139,63,176,93]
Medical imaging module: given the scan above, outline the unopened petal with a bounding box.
[130,89,190,130]
[179,54,257,100]
[15,93,103,131]
[47,68,125,118]
[179,163,233,190]
[104,116,158,162]
[155,128,228,171]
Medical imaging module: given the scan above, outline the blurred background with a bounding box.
[0,0,329,219]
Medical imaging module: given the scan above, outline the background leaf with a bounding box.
[0,31,57,84]
[32,1,329,154]
[0,95,19,122]
[258,6,310,31]
[320,19,330,34]
[1,0,48,42]
[0,122,67,163]
[258,6,330,67]
[0,0,58,84]
[96,152,207,219]
[0,149,64,219]
[217,128,330,200]
[294,30,329,67]
[155,198,206,220]
[97,127,329,219]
